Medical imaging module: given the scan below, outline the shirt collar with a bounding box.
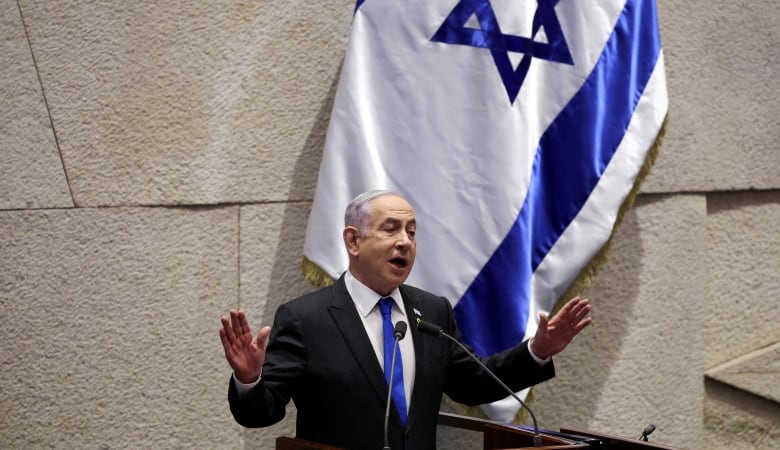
[345,270,403,318]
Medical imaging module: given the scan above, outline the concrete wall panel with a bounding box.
[18,0,352,207]
[705,379,780,449]
[705,191,780,368]
[0,206,240,448]
[643,0,780,193]
[0,0,72,209]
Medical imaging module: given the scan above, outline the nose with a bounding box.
[396,230,412,249]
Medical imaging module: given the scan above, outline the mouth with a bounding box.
[389,257,408,270]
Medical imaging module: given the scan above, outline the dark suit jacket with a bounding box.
[228,275,555,449]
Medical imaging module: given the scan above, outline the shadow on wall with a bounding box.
[239,60,341,450]
[704,378,780,448]
[263,57,343,326]
[531,199,645,429]
[706,190,780,215]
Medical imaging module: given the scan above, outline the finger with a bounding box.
[572,297,589,310]
[572,302,592,324]
[557,297,577,316]
[256,326,272,348]
[220,327,243,361]
[574,316,593,333]
[564,298,589,321]
[233,310,253,340]
[550,305,575,326]
[219,327,235,354]
[221,316,237,342]
[238,310,252,335]
[560,296,586,319]
[229,309,241,331]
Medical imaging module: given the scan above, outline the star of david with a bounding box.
[431,0,574,104]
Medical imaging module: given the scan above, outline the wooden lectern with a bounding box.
[275,412,685,449]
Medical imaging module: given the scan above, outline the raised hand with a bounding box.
[219,309,271,384]
[530,296,592,360]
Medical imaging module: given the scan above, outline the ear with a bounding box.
[343,226,360,256]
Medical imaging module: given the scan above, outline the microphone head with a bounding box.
[642,424,656,436]
[393,321,408,339]
[416,319,443,335]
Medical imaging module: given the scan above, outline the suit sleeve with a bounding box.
[227,303,307,427]
[440,299,556,406]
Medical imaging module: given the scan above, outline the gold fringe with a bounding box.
[300,256,335,288]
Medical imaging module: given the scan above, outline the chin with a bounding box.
[393,272,411,286]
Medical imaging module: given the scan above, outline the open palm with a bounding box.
[530,296,592,360]
[219,309,271,384]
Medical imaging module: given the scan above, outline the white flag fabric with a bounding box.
[303,0,667,421]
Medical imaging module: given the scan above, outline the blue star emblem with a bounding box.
[431,0,574,104]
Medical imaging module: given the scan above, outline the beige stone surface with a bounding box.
[0,0,72,209]
[642,0,780,193]
[239,202,317,325]
[235,202,317,447]
[18,0,352,207]
[705,191,780,369]
[0,206,241,448]
[706,341,780,404]
[531,195,707,449]
[705,380,780,450]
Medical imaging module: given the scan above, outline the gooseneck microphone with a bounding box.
[383,321,407,450]
[417,319,543,447]
[640,424,656,441]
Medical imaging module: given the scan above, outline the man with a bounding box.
[220,190,591,449]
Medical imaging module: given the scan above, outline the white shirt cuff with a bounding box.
[232,372,261,395]
[528,339,552,366]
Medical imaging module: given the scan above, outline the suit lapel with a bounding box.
[327,276,388,404]
[401,285,428,428]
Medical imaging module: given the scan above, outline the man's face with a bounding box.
[346,194,416,296]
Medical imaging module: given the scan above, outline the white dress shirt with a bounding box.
[345,271,415,414]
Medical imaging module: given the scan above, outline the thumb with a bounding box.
[538,312,549,331]
[256,325,272,348]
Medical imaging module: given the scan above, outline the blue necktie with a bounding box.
[379,297,407,426]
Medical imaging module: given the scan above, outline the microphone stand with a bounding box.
[383,321,407,450]
[418,320,543,447]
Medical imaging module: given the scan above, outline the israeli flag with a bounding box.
[303,0,667,421]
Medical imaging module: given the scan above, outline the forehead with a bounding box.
[367,195,415,222]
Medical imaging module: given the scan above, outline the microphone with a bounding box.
[383,321,407,450]
[393,321,407,340]
[640,424,656,441]
[417,319,543,447]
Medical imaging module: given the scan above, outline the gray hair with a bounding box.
[344,189,400,236]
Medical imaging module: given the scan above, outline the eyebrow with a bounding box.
[380,217,416,227]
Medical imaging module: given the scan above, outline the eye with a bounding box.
[382,225,398,236]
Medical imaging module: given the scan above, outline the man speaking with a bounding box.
[219,190,591,449]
